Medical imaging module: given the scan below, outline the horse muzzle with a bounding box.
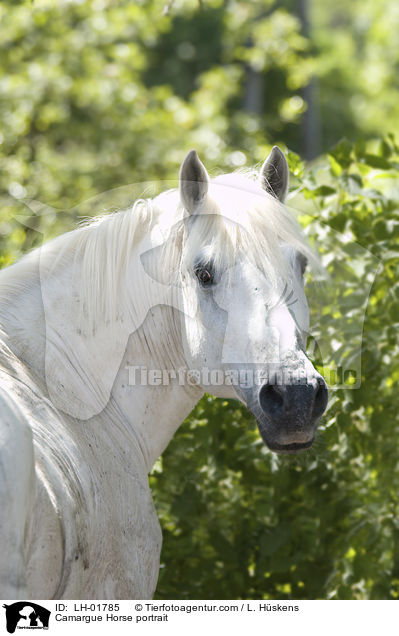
[255,377,328,454]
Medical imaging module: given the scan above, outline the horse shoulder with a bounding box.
[66,422,163,598]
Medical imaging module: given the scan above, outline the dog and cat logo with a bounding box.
[2,603,50,633]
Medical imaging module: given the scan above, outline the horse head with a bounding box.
[177,147,328,453]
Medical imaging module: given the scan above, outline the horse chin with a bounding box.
[255,420,316,455]
[264,438,314,455]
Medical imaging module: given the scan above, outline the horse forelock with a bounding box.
[175,173,317,290]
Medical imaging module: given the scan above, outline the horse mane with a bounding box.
[5,172,316,331]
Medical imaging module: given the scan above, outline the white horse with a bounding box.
[0,146,327,599]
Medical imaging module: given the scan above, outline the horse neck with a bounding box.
[0,235,202,471]
[109,303,202,468]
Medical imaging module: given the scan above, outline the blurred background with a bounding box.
[1,0,399,600]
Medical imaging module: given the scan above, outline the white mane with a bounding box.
[8,172,315,331]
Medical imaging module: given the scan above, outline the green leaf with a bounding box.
[329,139,353,169]
[362,155,392,170]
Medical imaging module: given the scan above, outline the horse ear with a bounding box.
[179,149,209,214]
[259,146,289,202]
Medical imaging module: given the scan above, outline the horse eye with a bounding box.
[195,267,213,286]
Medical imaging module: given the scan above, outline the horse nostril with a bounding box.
[313,380,328,419]
[259,384,285,417]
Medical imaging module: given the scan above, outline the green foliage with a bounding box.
[312,0,399,148]
[0,0,314,266]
